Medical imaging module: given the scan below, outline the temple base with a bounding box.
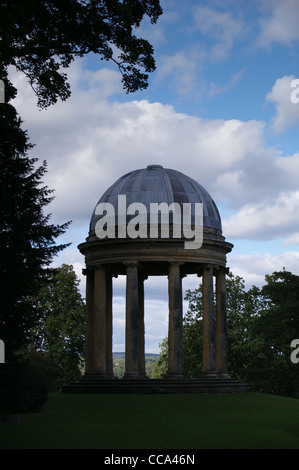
[62,376,250,394]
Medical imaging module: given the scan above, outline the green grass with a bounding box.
[1,392,299,449]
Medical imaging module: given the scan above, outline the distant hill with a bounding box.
[112,353,159,378]
[113,352,159,359]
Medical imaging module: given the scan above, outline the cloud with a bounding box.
[154,4,246,98]
[10,59,299,254]
[258,0,299,47]
[193,5,244,61]
[156,46,206,96]
[228,251,299,288]
[265,75,299,134]
[223,191,299,241]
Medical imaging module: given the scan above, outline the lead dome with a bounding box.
[89,164,222,238]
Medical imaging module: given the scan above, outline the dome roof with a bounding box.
[89,165,222,235]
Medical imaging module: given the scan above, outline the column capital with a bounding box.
[215,266,230,276]
[168,261,184,266]
[123,260,140,268]
[203,263,214,270]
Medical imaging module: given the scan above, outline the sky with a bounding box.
[9,0,299,353]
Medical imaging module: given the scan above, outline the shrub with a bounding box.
[0,356,48,414]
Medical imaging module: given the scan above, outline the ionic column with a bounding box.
[216,267,229,376]
[167,262,184,378]
[202,264,216,376]
[124,262,140,378]
[84,267,94,375]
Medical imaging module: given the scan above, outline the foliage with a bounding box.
[0,355,48,414]
[252,269,299,396]
[23,349,61,392]
[28,264,86,387]
[0,0,163,108]
[154,270,299,398]
[151,338,168,378]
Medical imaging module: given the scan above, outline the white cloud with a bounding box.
[228,251,299,288]
[265,75,299,134]
[9,58,299,268]
[223,191,299,241]
[284,233,299,246]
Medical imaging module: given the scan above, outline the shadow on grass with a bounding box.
[1,392,299,449]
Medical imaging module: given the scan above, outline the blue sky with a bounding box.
[10,0,299,353]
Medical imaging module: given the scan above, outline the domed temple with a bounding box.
[63,165,249,393]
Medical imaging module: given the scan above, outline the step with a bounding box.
[62,376,250,394]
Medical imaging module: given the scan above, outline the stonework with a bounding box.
[62,166,249,393]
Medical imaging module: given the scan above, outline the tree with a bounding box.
[0,69,70,356]
[0,0,163,108]
[225,275,266,380]
[176,270,299,397]
[183,286,203,378]
[151,338,168,378]
[253,269,299,396]
[183,272,265,379]
[153,272,268,384]
[28,264,86,386]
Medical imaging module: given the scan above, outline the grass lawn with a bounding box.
[1,391,299,449]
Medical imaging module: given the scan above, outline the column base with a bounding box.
[167,372,185,380]
[202,372,218,378]
[123,372,145,380]
[83,372,118,380]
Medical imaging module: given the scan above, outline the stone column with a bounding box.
[84,267,95,375]
[138,274,147,377]
[105,273,114,377]
[124,262,140,378]
[93,265,108,376]
[216,267,229,377]
[167,262,184,378]
[202,264,216,376]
